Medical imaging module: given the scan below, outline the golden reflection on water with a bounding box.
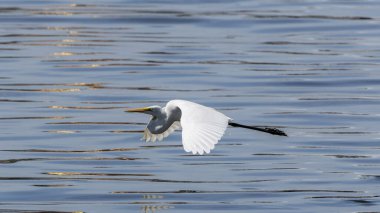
[53,51,74,56]
[42,88,81,92]
[141,205,174,213]
[0,82,104,97]
[141,205,172,213]
[62,39,77,43]
[68,82,104,88]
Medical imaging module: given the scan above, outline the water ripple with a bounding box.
[2,0,380,212]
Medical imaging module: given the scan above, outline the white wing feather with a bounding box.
[169,100,230,155]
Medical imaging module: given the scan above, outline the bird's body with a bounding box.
[127,100,286,155]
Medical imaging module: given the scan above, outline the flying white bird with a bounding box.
[126,100,286,155]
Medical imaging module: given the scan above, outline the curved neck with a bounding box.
[147,107,180,134]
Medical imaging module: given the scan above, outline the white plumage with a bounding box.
[128,100,230,155]
[171,100,230,155]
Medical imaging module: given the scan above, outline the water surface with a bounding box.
[1,0,380,212]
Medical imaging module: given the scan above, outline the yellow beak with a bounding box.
[125,107,151,113]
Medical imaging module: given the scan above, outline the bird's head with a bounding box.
[125,105,162,116]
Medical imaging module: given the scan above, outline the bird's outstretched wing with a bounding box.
[143,121,181,142]
[169,100,230,155]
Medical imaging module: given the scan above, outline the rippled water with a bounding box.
[1,0,380,212]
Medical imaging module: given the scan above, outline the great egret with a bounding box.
[126,100,286,155]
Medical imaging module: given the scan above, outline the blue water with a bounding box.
[1,0,380,212]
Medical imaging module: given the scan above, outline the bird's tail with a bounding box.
[229,122,287,136]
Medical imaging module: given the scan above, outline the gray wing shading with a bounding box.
[143,121,181,142]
